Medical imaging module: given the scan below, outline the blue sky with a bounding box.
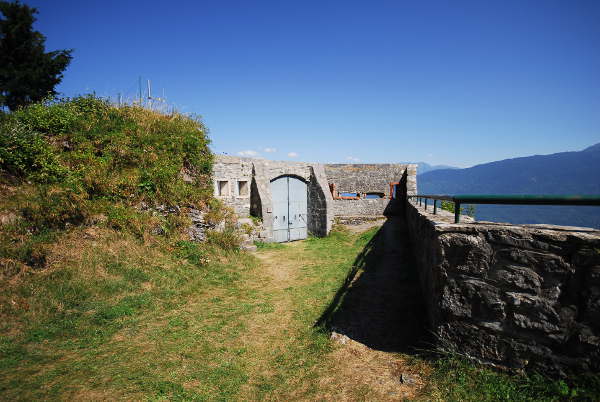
[26,0,600,167]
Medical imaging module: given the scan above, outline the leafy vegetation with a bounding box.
[0,95,227,274]
[0,95,248,399]
[0,1,73,110]
[440,200,476,218]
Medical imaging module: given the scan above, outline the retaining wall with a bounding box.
[405,201,600,377]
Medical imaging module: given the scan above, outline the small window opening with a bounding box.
[389,181,400,199]
[217,180,229,196]
[338,192,360,200]
[365,192,385,199]
[238,180,249,196]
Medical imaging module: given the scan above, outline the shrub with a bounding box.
[0,119,68,183]
[20,184,88,230]
[441,200,476,218]
[176,241,210,266]
[12,98,80,134]
[206,229,241,251]
[0,95,231,274]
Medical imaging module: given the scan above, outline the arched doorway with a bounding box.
[271,176,308,242]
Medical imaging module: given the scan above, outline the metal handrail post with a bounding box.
[454,202,461,223]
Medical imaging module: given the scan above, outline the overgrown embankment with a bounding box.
[0,96,239,268]
[0,97,244,398]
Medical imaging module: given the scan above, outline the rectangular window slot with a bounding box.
[238,180,249,196]
[217,180,229,196]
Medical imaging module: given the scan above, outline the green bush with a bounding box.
[0,119,68,183]
[0,95,216,236]
[12,99,80,134]
[20,184,88,230]
[207,229,241,251]
[441,200,476,218]
[11,95,114,135]
[176,241,210,266]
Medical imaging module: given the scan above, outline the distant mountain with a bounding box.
[409,162,459,175]
[417,144,600,228]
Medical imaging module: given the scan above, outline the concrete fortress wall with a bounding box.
[400,186,600,377]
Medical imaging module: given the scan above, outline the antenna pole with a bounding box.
[138,76,142,105]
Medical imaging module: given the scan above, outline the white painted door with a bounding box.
[270,176,308,242]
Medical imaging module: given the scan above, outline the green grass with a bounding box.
[254,240,285,250]
[421,356,600,401]
[0,228,259,400]
[0,225,377,400]
[1,225,599,400]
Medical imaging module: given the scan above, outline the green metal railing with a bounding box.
[407,194,600,223]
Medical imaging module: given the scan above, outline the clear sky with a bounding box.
[26,0,600,167]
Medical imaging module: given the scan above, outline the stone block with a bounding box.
[505,292,561,334]
[440,233,493,276]
[441,278,505,321]
[574,249,600,267]
[491,265,542,294]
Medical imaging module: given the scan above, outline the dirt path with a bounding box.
[241,222,429,400]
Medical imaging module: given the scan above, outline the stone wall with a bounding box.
[308,165,333,236]
[324,163,417,196]
[212,156,253,215]
[212,157,419,240]
[213,155,334,241]
[332,198,390,217]
[405,200,600,377]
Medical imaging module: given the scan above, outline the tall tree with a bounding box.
[0,1,72,111]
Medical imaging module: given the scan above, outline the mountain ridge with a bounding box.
[417,143,600,228]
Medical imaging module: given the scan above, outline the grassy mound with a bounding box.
[0,97,246,398]
[0,96,238,269]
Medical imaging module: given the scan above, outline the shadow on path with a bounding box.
[316,215,428,353]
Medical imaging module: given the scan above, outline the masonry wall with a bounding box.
[405,200,600,377]
[212,156,253,216]
[332,199,391,216]
[324,163,417,196]
[308,165,333,236]
[324,163,416,217]
[213,155,334,241]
